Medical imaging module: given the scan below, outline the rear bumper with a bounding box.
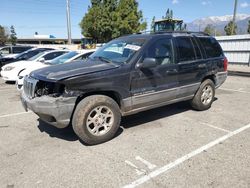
[215,71,227,89]
[21,92,77,128]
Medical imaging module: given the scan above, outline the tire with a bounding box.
[72,95,121,145]
[191,79,215,111]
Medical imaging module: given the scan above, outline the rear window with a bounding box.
[13,46,31,53]
[198,37,223,58]
[175,37,196,62]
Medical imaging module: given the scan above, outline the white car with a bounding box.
[1,50,68,82]
[16,50,95,90]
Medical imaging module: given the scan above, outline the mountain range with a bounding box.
[187,14,250,34]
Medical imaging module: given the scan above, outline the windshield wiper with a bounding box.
[94,56,113,64]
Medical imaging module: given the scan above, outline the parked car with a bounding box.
[0,47,54,69]
[21,31,227,145]
[0,45,33,58]
[16,50,95,90]
[1,50,68,82]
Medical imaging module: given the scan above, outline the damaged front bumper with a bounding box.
[21,92,77,128]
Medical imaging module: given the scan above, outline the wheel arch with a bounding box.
[201,74,216,84]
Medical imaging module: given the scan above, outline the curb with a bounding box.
[228,71,250,77]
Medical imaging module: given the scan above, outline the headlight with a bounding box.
[4,66,15,71]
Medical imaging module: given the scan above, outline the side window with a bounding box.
[145,38,173,65]
[192,38,202,59]
[0,47,10,55]
[198,37,223,58]
[43,52,65,60]
[175,37,196,62]
[80,52,94,60]
[13,47,30,53]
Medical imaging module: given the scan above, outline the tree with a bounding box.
[204,24,214,35]
[224,21,237,35]
[164,8,173,19]
[0,25,8,45]
[80,0,147,43]
[247,20,250,34]
[9,25,17,45]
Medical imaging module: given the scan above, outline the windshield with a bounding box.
[28,51,46,61]
[89,38,145,64]
[49,51,79,65]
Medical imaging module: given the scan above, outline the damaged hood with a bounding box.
[30,59,120,81]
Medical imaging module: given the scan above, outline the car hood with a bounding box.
[2,60,34,69]
[30,59,120,81]
[20,64,48,77]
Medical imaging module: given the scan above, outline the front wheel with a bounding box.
[72,95,121,145]
[191,79,215,111]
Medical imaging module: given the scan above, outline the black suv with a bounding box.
[21,32,227,145]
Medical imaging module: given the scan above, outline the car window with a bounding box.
[28,52,46,61]
[175,37,196,62]
[198,37,223,58]
[192,38,202,59]
[13,46,31,54]
[90,39,145,64]
[144,38,174,65]
[74,52,94,60]
[43,51,66,60]
[17,50,40,60]
[0,47,11,55]
[49,51,79,64]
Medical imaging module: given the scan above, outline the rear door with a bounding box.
[174,36,205,98]
[197,37,225,73]
[130,36,179,110]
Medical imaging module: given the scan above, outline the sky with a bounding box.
[0,0,250,38]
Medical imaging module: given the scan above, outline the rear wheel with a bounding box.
[72,95,121,145]
[191,79,215,111]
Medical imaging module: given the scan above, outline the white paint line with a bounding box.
[219,88,250,94]
[123,123,250,188]
[201,122,231,133]
[135,156,157,170]
[0,111,31,118]
[125,160,146,175]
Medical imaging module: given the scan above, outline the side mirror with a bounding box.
[137,58,157,69]
[38,57,45,63]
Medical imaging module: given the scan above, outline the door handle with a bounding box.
[198,64,206,68]
[166,69,178,74]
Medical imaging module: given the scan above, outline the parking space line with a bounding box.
[135,156,157,170]
[123,123,250,188]
[219,88,250,94]
[125,160,146,175]
[0,111,32,118]
[201,122,231,133]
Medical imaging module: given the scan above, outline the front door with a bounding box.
[130,37,178,110]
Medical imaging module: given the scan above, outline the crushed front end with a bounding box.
[21,76,77,128]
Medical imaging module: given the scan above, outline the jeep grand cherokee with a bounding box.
[21,31,227,145]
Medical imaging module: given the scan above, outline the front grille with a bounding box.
[23,76,38,98]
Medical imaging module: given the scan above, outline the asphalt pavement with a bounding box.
[0,76,250,188]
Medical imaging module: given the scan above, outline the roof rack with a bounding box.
[136,30,210,36]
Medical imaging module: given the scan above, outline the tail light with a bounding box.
[223,57,228,71]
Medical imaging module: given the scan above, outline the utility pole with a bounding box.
[231,0,238,35]
[66,0,72,44]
